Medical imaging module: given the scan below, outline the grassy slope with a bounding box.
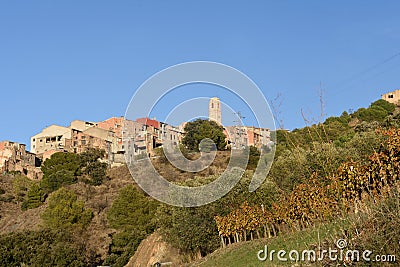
[192,219,349,267]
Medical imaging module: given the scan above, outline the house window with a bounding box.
[81,140,86,145]
[389,94,394,98]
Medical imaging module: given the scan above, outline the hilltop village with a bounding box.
[0,97,271,181]
[3,89,399,182]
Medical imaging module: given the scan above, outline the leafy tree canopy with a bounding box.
[107,185,158,232]
[79,148,108,186]
[0,229,94,266]
[21,183,45,210]
[106,185,159,266]
[182,119,227,151]
[42,187,93,229]
[40,152,81,193]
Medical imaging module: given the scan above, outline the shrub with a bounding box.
[21,183,46,210]
[107,185,158,231]
[12,175,34,202]
[42,187,93,229]
[0,229,96,266]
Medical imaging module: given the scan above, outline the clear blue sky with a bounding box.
[1,1,400,148]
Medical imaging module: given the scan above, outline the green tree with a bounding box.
[21,183,46,210]
[352,99,395,123]
[103,230,146,267]
[106,185,159,266]
[371,99,396,113]
[107,185,158,232]
[40,152,81,193]
[156,171,279,257]
[0,229,95,266]
[182,119,227,151]
[247,145,261,170]
[42,187,93,229]
[12,175,34,202]
[157,204,220,257]
[79,148,108,186]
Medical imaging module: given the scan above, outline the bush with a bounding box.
[42,187,93,229]
[107,185,158,231]
[352,100,394,123]
[103,230,146,267]
[349,189,400,264]
[156,171,279,257]
[21,183,46,210]
[0,194,14,203]
[371,99,396,113]
[247,145,261,170]
[12,175,34,202]
[0,229,97,266]
[157,204,221,257]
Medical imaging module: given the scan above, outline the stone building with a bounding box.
[160,122,181,149]
[224,126,271,149]
[0,141,42,180]
[121,118,183,159]
[382,89,400,106]
[30,125,71,154]
[70,120,115,162]
[97,116,124,143]
[135,117,163,156]
[30,117,184,165]
[122,119,147,163]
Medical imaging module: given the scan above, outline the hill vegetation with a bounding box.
[0,99,400,266]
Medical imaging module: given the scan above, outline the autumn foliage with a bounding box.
[215,129,400,247]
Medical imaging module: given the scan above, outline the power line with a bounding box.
[333,51,400,92]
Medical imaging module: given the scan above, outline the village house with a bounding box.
[70,119,116,162]
[30,116,184,166]
[30,125,71,155]
[0,141,42,180]
[382,89,400,106]
[134,117,181,156]
[224,126,271,150]
[28,96,273,168]
[98,117,125,159]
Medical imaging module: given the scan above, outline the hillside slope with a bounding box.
[191,220,347,267]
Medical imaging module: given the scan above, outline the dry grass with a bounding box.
[151,151,231,182]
